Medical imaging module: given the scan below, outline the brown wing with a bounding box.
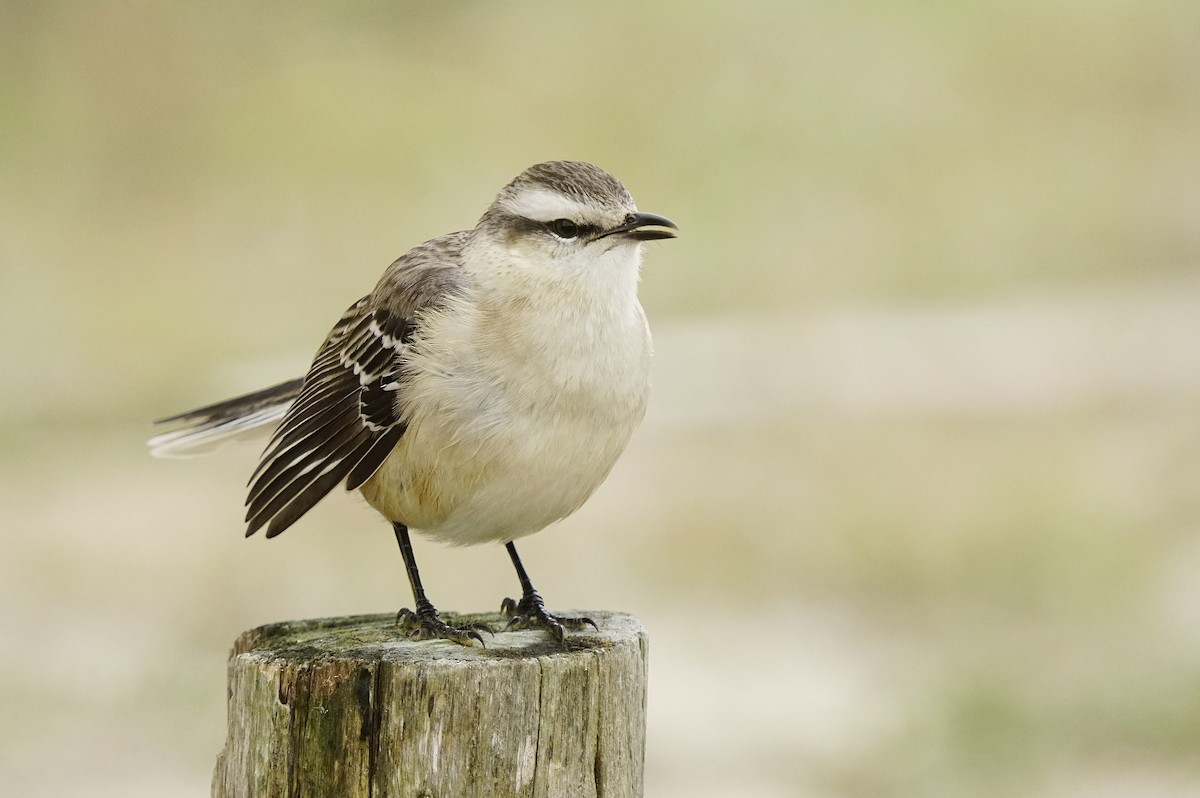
[243,234,469,538]
[243,298,411,538]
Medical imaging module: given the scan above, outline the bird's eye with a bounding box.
[549,218,580,239]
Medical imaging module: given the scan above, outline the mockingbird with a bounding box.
[150,161,677,645]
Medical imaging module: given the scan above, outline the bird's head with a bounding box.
[472,161,677,288]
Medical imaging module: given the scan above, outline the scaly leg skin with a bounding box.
[395,598,491,646]
[502,542,598,645]
[393,523,492,646]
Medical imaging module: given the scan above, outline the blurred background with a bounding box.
[2,1,1199,796]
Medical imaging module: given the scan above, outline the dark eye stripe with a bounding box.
[546,219,600,240]
[495,212,601,241]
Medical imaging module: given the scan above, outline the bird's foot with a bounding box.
[395,603,492,647]
[501,592,597,645]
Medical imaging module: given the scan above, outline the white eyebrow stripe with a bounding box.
[500,187,595,222]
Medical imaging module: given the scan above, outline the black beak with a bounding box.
[593,212,679,242]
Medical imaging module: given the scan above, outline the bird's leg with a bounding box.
[393,523,491,646]
[501,541,597,645]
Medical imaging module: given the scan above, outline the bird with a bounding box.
[149,160,677,645]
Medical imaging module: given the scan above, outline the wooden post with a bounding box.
[211,611,648,798]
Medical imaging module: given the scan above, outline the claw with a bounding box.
[499,593,594,646]
[394,605,488,647]
[465,620,497,635]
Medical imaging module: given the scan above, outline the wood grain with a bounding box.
[212,611,648,798]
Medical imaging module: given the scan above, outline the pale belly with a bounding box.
[359,402,641,545]
[359,280,652,546]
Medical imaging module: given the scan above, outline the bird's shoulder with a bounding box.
[368,230,473,321]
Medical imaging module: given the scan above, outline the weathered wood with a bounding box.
[212,611,648,798]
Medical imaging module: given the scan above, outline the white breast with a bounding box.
[359,243,652,546]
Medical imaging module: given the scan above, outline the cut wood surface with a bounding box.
[211,611,648,798]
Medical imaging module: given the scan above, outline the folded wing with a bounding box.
[244,237,467,538]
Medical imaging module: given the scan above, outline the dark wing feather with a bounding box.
[344,425,406,491]
[263,454,363,538]
[243,234,468,538]
[243,300,410,538]
[245,395,364,515]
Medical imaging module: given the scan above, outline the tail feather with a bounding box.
[149,377,304,459]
